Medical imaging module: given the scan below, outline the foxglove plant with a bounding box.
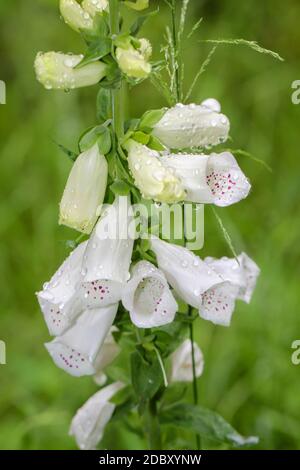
[35,0,280,451]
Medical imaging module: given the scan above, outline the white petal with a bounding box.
[122,261,178,328]
[69,381,124,450]
[206,152,251,207]
[161,153,214,203]
[36,241,87,336]
[150,237,223,309]
[93,327,120,384]
[171,339,204,383]
[81,196,134,284]
[45,305,118,377]
[152,103,230,149]
[200,282,239,326]
[205,253,260,304]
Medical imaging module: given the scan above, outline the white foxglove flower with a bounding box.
[94,327,120,386]
[70,381,124,449]
[205,253,260,303]
[116,38,152,79]
[59,144,108,234]
[34,52,107,90]
[170,339,204,383]
[152,101,230,150]
[45,304,118,377]
[122,261,178,328]
[150,236,239,326]
[37,241,87,336]
[126,140,185,203]
[79,196,134,308]
[161,152,251,207]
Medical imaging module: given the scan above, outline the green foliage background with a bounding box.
[0,0,300,450]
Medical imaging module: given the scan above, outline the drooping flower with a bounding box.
[37,241,87,336]
[93,327,120,386]
[170,339,204,383]
[59,144,108,234]
[78,195,134,308]
[150,236,240,326]
[34,52,107,90]
[152,100,230,149]
[125,140,185,203]
[204,253,260,303]
[116,38,152,79]
[161,152,251,207]
[69,381,124,449]
[122,261,178,328]
[45,304,118,377]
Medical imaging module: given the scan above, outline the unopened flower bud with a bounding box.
[126,140,185,203]
[116,38,152,79]
[34,52,107,90]
[59,0,108,32]
[152,100,230,149]
[59,144,108,234]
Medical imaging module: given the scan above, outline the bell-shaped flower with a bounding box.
[78,196,134,308]
[116,38,152,79]
[161,151,251,207]
[152,100,230,150]
[69,381,124,449]
[45,304,118,377]
[205,253,260,304]
[59,144,108,234]
[126,140,185,203]
[34,52,107,90]
[37,241,87,336]
[122,261,178,328]
[170,339,204,383]
[150,236,239,327]
[94,327,120,386]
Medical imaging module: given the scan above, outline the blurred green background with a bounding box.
[0,0,300,450]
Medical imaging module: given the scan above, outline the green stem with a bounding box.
[171,0,181,102]
[188,307,201,450]
[109,0,123,139]
[147,397,162,450]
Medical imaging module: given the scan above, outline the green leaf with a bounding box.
[75,38,111,68]
[97,88,112,123]
[147,135,166,151]
[139,108,167,130]
[132,131,150,145]
[81,13,110,44]
[124,0,149,11]
[130,8,159,36]
[154,317,189,357]
[131,351,163,405]
[110,179,130,196]
[53,140,77,162]
[160,404,259,447]
[79,125,111,155]
[97,126,112,155]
